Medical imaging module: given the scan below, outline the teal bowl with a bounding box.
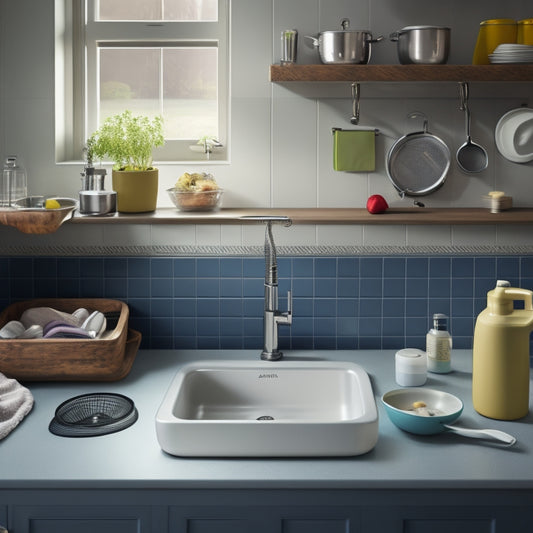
[382,388,463,435]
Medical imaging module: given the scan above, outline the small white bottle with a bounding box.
[426,313,452,373]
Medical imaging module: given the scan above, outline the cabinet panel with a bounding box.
[11,505,152,533]
[281,518,349,533]
[185,519,249,533]
[170,505,358,533]
[363,505,529,533]
[170,507,252,533]
[22,518,139,533]
[0,506,6,532]
[404,518,494,533]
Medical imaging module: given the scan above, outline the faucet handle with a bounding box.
[280,290,293,325]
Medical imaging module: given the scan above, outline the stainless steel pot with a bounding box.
[79,190,117,216]
[306,18,383,64]
[389,26,450,64]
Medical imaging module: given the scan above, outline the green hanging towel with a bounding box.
[333,129,376,172]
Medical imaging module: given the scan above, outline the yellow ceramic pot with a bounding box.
[472,19,517,65]
[112,168,158,213]
[518,19,533,45]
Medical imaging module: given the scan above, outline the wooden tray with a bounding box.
[0,298,141,381]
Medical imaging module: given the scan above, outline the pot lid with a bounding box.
[399,25,450,31]
[321,17,370,33]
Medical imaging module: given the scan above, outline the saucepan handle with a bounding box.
[304,35,319,47]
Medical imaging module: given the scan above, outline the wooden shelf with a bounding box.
[67,207,533,226]
[270,64,533,83]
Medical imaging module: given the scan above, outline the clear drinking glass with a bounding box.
[0,156,27,207]
[281,29,298,65]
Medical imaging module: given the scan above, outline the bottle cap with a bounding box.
[433,313,448,331]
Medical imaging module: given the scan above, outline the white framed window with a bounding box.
[55,0,229,163]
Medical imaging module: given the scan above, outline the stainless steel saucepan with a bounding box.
[306,18,383,64]
[389,26,450,64]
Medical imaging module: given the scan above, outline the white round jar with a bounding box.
[395,348,427,386]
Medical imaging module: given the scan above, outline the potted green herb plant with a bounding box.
[86,110,165,213]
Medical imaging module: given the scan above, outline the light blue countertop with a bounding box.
[1,349,532,490]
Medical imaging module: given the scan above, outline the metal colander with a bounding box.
[49,392,138,437]
[387,120,451,197]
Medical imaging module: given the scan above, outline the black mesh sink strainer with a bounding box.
[49,393,138,437]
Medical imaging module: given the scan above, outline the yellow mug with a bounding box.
[518,19,533,45]
[472,19,517,65]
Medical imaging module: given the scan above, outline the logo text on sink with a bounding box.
[258,373,278,379]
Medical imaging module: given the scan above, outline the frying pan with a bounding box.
[387,118,451,197]
[382,388,516,446]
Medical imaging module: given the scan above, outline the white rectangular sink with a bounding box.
[155,359,379,457]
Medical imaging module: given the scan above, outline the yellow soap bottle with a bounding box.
[472,280,533,420]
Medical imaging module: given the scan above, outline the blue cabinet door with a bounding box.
[0,506,7,532]
[11,505,153,533]
[170,505,359,532]
[363,505,531,533]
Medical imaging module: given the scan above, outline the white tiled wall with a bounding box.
[0,0,532,251]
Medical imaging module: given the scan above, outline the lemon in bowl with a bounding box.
[45,198,61,209]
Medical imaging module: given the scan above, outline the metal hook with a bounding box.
[406,111,428,132]
[458,81,469,112]
[351,82,360,125]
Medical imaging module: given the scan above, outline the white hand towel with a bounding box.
[0,372,34,440]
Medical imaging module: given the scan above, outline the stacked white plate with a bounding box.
[489,43,533,63]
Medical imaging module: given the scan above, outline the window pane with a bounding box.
[99,47,218,140]
[163,48,218,139]
[97,0,217,21]
[99,48,161,124]
[164,0,217,20]
[98,0,162,20]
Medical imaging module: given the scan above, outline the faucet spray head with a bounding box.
[265,221,278,286]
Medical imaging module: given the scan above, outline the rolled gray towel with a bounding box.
[0,372,34,440]
[19,307,88,329]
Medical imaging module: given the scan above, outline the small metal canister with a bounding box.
[79,166,117,215]
[79,190,117,216]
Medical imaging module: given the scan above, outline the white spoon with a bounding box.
[442,424,516,446]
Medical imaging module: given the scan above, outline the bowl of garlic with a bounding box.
[167,172,223,212]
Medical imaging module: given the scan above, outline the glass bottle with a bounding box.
[426,313,452,373]
[1,156,27,206]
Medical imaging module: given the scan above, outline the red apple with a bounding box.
[366,195,389,214]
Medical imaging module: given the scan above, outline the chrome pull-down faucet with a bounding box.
[240,215,293,361]
[262,220,292,360]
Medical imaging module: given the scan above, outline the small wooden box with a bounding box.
[0,298,140,381]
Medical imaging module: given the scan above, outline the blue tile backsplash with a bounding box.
[1,254,533,351]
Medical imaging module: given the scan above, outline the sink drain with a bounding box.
[257,415,275,421]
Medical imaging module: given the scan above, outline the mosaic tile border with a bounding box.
[2,244,533,257]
